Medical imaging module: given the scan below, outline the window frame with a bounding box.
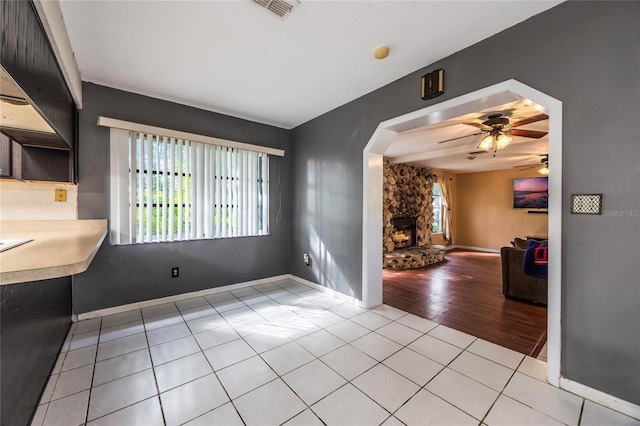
[432,182,443,234]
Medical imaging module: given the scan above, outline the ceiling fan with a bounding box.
[514,154,549,175]
[438,112,549,153]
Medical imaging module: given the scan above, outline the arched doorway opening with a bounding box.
[361,80,562,386]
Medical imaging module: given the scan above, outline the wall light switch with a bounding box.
[55,189,67,202]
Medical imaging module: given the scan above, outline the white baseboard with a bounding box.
[288,274,365,308]
[450,245,500,254]
[560,377,640,420]
[74,274,291,321]
[74,273,364,321]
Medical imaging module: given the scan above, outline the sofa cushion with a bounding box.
[501,246,548,305]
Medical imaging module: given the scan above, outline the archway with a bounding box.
[361,79,562,386]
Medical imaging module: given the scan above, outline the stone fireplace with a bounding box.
[382,159,446,269]
[382,160,435,253]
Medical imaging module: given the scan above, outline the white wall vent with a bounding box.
[252,0,300,19]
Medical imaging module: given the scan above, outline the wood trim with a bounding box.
[531,329,548,358]
[98,116,286,157]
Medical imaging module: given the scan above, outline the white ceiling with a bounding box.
[384,100,549,174]
[59,0,561,129]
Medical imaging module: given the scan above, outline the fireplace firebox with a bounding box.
[392,217,417,249]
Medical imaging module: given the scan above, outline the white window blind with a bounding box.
[109,128,271,245]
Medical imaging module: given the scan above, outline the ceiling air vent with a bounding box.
[252,0,300,19]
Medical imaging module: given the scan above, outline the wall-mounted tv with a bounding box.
[513,177,548,209]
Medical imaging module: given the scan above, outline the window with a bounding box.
[432,182,442,233]
[105,118,284,245]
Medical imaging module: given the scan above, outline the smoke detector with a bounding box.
[252,0,300,19]
[374,46,390,60]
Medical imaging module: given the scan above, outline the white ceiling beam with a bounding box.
[389,144,478,164]
[388,137,546,165]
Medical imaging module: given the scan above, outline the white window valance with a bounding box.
[98,117,285,157]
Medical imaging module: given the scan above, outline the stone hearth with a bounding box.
[383,245,446,270]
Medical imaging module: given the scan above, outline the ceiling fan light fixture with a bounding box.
[538,165,550,176]
[496,134,512,149]
[477,134,494,151]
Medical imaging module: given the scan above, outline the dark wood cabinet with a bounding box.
[0,132,73,182]
[0,133,11,177]
[22,146,73,182]
[1,0,76,146]
[0,277,72,426]
[1,0,77,183]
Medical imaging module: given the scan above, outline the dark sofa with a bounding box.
[501,246,548,305]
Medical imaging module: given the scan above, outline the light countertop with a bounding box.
[0,220,107,285]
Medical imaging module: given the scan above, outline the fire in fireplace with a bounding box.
[392,217,417,249]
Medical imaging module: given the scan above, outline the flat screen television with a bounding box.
[513,177,548,209]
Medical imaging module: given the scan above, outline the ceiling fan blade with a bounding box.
[437,132,484,144]
[463,122,492,130]
[514,165,541,170]
[508,129,548,139]
[511,114,549,127]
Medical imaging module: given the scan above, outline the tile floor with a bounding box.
[32,279,640,426]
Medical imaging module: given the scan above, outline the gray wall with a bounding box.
[74,83,291,313]
[291,2,640,405]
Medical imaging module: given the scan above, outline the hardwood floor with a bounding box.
[383,249,547,357]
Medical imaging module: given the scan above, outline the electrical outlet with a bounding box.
[303,253,311,266]
[171,267,179,278]
[54,189,67,202]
